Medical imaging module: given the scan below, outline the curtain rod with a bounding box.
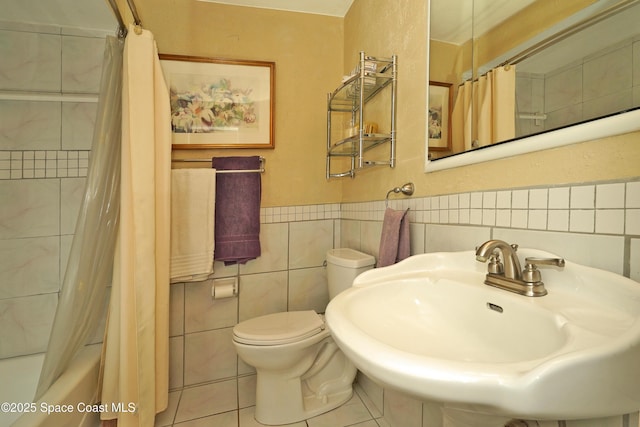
[457,0,638,86]
[105,0,143,38]
[126,0,143,27]
[105,0,127,38]
[499,0,639,68]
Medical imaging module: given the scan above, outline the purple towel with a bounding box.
[212,156,261,265]
[376,208,410,268]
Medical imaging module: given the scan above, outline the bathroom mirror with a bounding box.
[425,0,640,171]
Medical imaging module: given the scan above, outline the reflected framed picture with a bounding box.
[159,54,275,149]
[428,81,453,151]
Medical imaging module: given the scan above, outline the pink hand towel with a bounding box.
[377,208,410,268]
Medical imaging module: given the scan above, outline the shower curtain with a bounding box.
[100,24,171,426]
[35,35,124,401]
[451,65,516,151]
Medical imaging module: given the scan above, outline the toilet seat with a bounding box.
[233,310,325,346]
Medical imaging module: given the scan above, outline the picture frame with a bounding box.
[159,54,275,149]
[428,81,453,151]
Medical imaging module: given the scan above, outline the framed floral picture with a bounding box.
[428,81,452,151]
[159,54,275,149]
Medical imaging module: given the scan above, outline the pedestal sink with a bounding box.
[325,249,640,420]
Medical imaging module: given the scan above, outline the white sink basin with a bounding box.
[325,249,640,420]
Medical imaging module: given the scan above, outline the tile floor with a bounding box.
[155,382,389,427]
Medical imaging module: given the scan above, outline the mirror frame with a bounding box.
[425,108,640,172]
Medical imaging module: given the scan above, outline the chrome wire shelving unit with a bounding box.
[326,51,397,179]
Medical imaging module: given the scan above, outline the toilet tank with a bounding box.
[326,248,375,300]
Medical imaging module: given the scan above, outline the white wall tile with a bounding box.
[496,209,511,227]
[626,209,640,235]
[0,179,60,238]
[439,195,449,210]
[458,193,470,209]
[549,187,570,209]
[169,336,183,390]
[548,210,569,231]
[0,236,59,298]
[360,220,382,260]
[238,271,287,322]
[60,177,85,235]
[511,209,528,228]
[238,374,256,409]
[512,189,529,209]
[184,279,237,333]
[571,185,595,208]
[482,209,496,226]
[61,36,104,93]
[627,182,640,208]
[570,209,595,233]
[595,209,625,234]
[239,222,288,275]
[62,102,98,150]
[0,30,61,91]
[169,283,184,337]
[483,191,496,209]
[596,183,625,208]
[0,101,62,150]
[183,328,236,386]
[288,267,329,313]
[289,220,334,269]
[448,194,459,209]
[470,208,483,225]
[529,188,548,209]
[0,293,57,358]
[496,190,511,209]
[340,219,362,251]
[528,209,548,230]
[470,192,483,208]
[631,238,640,282]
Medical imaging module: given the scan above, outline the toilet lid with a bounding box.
[233,310,325,345]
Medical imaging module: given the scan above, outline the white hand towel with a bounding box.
[170,168,216,282]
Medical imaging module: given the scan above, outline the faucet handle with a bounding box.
[522,257,565,284]
[524,257,565,267]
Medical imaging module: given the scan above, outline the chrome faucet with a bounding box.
[475,240,565,297]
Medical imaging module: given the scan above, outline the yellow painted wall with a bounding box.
[342,0,429,202]
[131,0,344,207]
[341,0,639,203]
[119,0,639,206]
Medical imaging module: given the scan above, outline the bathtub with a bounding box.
[0,344,102,427]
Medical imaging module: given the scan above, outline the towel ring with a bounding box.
[385,182,414,207]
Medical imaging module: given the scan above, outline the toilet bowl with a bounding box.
[232,248,375,425]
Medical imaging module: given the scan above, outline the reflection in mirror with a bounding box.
[428,0,640,161]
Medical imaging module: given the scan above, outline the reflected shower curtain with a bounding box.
[451,65,516,151]
[100,25,171,427]
[35,36,123,400]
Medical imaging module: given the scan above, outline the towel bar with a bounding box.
[171,157,265,174]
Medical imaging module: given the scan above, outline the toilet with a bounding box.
[232,248,375,425]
